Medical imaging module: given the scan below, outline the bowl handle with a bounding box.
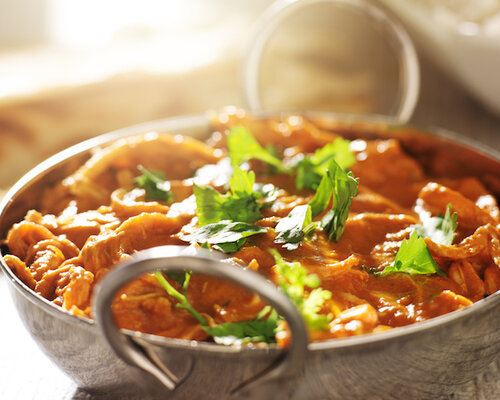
[93,245,308,397]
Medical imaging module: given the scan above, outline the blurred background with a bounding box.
[0,0,499,186]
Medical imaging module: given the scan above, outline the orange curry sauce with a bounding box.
[4,109,500,344]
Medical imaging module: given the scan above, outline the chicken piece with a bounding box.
[448,260,486,301]
[350,139,425,207]
[484,263,500,295]
[3,255,36,289]
[54,265,94,312]
[25,239,78,281]
[351,185,417,215]
[441,177,500,219]
[424,225,490,260]
[5,221,55,260]
[420,290,473,319]
[81,212,192,275]
[418,182,497,230]
[112,273,209,341]
[25,208,121,249]
[342,213,416,258]
[110,188,171,217]
[61,133,220,210]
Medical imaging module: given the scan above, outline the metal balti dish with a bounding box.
[1,112,500,400]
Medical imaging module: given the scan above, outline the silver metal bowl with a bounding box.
[1,113,500,400]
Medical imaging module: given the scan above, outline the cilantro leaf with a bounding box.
[295,158,322,191]
[307,159,358,241]
[154,271,207,325]
[254,183,279,208]
[227,126,283,170]
[313,138,355,170]
[379,231,446,276]
[229,166,255,198]
[295,138,355,190]
[134,165,174,203]
[308,169,334,218]
[156,270,279,344]
[270,249,332,331]
[193,167,262,226]
[203,306,279,345]
[193,184,228,226]
[414,204,458,246]
[180,220,267,253]
[274,204,316,251]
[165,272,188,287]
[321,162,358,242]
[302,288,334,331]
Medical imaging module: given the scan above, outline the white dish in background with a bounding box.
[380,0,500,117]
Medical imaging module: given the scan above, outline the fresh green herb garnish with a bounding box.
[203,306,279,345]
[270,249,332,331]
[153,249,334,345]
[308,169,335,218]
[229,165,255,197]
[274,204,316,251]
[307,159,358,241]
[253,182,280,208]
[321,163,358,242]
[378,232,446,276]
[180,220,267,253]
[414,204,458,246]
[295,138,355,190]
[155,270,279,344]
[227,126,283,170]
[193,167,262,226]
[154,271,207,325]
[134,165,174,203]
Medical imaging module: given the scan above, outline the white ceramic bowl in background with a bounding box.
[380,0,500,117]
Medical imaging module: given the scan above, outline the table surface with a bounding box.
[1,29,500,399]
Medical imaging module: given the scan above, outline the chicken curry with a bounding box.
[4,109,500,346]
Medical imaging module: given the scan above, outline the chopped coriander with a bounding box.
[270,249,332,331]
[274,204,316,251]
[193,167,262,226]
[321,162,358,242]
[307,159,358,241]
[295,158,319,189]
[313,138,355,170]
[229,166,255,198]
[166,272,188,287]
[378,232,446,276]
[180,220,267,253]
[133,165,174,203]
[414,204,458,246]
[203,306,279,345]
[295,138,355,190]
[254,182,280,208]
[154,271,207,325]
[227,126,283,170]
[308,169,335,218]
[155,270,279,344]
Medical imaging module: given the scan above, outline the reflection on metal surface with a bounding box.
[244,0,420,123]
